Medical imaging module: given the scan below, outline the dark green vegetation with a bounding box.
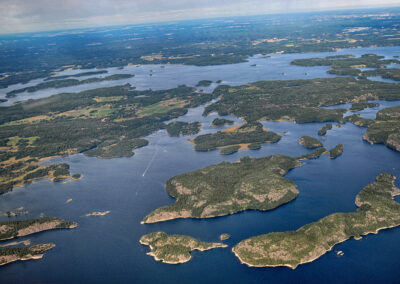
[193,122,281,152]
[350,101,380,112]
[0,243,55,266]
[211,118,234,127]
[233,173,400,269]
[166,121,201,137]
[196,80,213,87]
[292,53,400,83]
[298,148,327,160]
[344,114,374,127]
[291,54,399,77]
[204,78,400,123]
[139,232,227,264]
[363,106,400,152]
[0,158,73,194]
[142,154,302,223]
[1,9,400,88]
[0,217,77,241]
[6,74,134,98]
[318,123,332,136]
[85,138,148,158]
[0,85,216,193]
[0,217,77,266]
[219,145,240,155]
[298,136,323,149]
[361,68,400,81]
[329,144,344,159]
[248,143,262,150]
[45,70,108,81]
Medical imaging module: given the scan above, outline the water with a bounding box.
[1,46,400,283]
[1,46,399,106]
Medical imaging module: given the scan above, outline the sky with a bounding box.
[1,0,399,34]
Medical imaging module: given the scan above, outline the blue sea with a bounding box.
[0,46,400,283]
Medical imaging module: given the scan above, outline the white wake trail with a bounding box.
[142,142,160,177]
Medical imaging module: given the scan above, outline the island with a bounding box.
[139,232,227,264]
[298,136,323,149]
[232,173,400,269]
[363,106,400,152]
[350,101,379,112]
[219,234,230,241]
[361,68,400,82]
[192,122,281,152]
[329,144,344,159]
[291,54,399,78]
[0,243,55,266]
[317,123,332,136]
[211,118,234,127]
[344,114,374,127]
[219,145,241,155]
[0,217,77,241]
[248,143,262,150]
[45,70,108,81]
[298,147,327,160]
[142,154,301,223]
[6,74,135,98]
[196,80,213,87]
[3,209,28,217]
[166,121,201,137]
[85,211,110,216]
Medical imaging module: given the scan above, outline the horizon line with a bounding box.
[1,5,399,36]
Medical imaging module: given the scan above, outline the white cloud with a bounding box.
[0,0,398,34]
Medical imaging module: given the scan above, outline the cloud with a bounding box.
[0,0,398,34]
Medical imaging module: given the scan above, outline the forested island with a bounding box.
[0,217,77,266]
[350,101,380,112]
[211,118,234,127]
[363,105,400,152]
[298,136,323,149]
[166,121,201,137]
[142,154,302,223]
[196,80,213,87]
[0,243,55,266]
[291,54,400,79]
[6,74,135,98]
[298,148,327,160]
[140,232,227,264]
[317,123,332,136]
[192,122,281,153]
[233,173,400,269]
[344,114,374,127]
[329,144,344,159]
[0,217,77,241]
